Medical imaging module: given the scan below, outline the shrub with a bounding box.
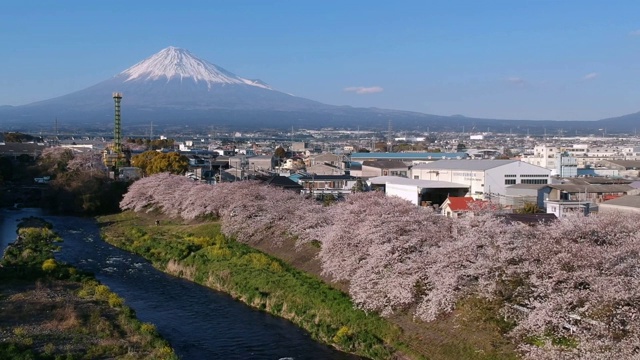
[94,285,111,300]
[13,327,27,337]
[140,323,157,335]
[333,325,353,344]
[108,293,124,308]
[42,258,58,272]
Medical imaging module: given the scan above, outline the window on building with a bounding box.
[505,179,516,185]
[521,179,548,184]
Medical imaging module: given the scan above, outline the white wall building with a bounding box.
[368,176,469,206]
[411,160,551,199]
[522,144,640,171]
[563,144,589,158]
[545,200,593,218]
[520,145,560,169]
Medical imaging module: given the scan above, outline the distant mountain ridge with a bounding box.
[0,46,639,133]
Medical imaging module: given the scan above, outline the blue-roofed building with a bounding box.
[288,173,303,183]
[349,152,467,164]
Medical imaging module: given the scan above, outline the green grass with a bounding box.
[100,213,399,358]
[99,211,522,360]
[0,217,178,360]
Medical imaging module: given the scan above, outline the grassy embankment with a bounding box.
[0,217,177,360]
[99,211,520,360]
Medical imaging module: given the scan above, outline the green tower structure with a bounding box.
[113,92,123,153]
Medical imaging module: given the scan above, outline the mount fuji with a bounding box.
[0,46,471,131]
[0,46,633,133]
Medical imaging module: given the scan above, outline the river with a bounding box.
[0,209,362,360]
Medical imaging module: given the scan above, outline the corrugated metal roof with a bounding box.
[412,159,520,171]
[350,152,467,160]
[368,176,469,189]
[298,175,356,181]
[507,184,549,189]
[602,160,640,169]
[548,184,633,193]
[600,195,640,208]
[362,160,408,169]
[563,177,632,185]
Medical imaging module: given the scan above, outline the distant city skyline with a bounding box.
[2,0,640,121]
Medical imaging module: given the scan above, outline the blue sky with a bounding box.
[1,0,640,120]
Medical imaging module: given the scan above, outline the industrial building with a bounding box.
[350,152,467,165]
[368,176,469,207]
[411,160,551,199]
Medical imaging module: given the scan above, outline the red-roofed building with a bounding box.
[440,196,496,217]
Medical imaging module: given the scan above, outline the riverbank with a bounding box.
[0,216,177,360]
[98,211,518,360]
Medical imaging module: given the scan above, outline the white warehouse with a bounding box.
[411,160,551,199]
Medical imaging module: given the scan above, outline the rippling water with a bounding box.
[0,211,362,360]
[0,208,44,254]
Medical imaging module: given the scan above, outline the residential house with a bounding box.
[247,155,276,172]
[544,181,633,217]
[440,196,488,218]
[258,175,304,192]
[308,153,342,167]
[503,183,552,211]
[306,163,344,175]
[229,154,276,175]
[291,142,309,152]
[295,174,357,197]
[361,160,410,178]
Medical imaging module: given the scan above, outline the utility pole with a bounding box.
[54,118,59,146]
[387,119,393,152]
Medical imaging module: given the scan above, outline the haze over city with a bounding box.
[3,0,640,121]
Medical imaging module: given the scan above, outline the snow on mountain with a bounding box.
[120,46,272,90]
[1,45,467,131]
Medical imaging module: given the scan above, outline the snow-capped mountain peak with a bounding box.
[119,46,272,89]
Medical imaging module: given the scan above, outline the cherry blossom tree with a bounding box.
[119,173,640,358]
[39,147,74,174]
[66,150,108,175]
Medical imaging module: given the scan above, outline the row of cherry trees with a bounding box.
[120,173,640,359]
